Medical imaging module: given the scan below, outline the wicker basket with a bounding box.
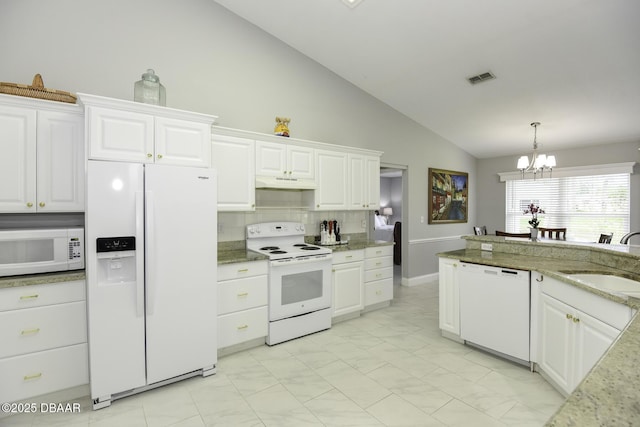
[0,74,77,104]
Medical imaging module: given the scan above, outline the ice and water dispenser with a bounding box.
[96,237,137,284]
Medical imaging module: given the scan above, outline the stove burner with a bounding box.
[300,246,320,250]
[270,250,287,254]
[260,246,280,251]
[293,243,308,247]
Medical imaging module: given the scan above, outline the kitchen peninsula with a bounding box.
[438,235,640,426]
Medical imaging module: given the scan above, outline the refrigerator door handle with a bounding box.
[145,190,156,316]
[135,191,145,318]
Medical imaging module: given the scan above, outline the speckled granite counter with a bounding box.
[218,239,393,263]
[439,236,640,426]
[0,271,86,289]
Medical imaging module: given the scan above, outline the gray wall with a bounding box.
[477,141,640,238]
[0,0,474,281]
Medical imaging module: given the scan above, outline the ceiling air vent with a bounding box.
[467,72,496,85]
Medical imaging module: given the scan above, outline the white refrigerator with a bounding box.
[86,160,217,409]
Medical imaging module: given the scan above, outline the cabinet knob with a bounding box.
[566,313,573,320]
[147,153,153,158]
[317,204,320,208]
[39,202,45,208]
[573,317,580,323]
[288,171,292,175]
[157,154,163,159]
[26,202,33,208]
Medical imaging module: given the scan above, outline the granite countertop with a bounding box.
[438,245,640,426]
[218,239,393,263]
[0,270,86,289]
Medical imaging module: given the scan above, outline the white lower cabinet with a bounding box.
[438,258,460,336]
[331,250,364,318]
[217,261,268,350]
[0,280,88,403]
[535,274,633,395]
[364,246,393,307]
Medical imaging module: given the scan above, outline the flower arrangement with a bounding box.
[523,203,545,228]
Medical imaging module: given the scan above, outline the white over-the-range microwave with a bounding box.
[0,228,84,277]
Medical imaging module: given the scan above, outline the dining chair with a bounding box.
[538,227,567,240]
[598,233,613,244]
[495,230,531,238]
[473,225,487,236]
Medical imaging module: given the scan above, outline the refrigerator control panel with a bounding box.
[97,237,136,253]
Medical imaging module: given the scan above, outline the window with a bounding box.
[506,173,630,242]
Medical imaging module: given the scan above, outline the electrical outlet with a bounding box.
[420,216,424,223]
[481,243,493,251]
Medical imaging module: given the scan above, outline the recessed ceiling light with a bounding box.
[341,0,363,9]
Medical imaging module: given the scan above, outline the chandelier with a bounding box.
[517,122,556,179]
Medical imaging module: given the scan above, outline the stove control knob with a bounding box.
[299,224,305,232]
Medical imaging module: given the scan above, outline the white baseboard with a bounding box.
[402,272,438,287]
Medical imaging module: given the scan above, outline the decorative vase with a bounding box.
[134,69,166,106]
[530,228,538,240]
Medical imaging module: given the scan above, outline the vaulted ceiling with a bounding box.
[213,0,640,159]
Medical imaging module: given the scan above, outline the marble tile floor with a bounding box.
[2,279,564,427]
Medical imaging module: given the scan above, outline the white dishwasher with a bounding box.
[458,262,530,362]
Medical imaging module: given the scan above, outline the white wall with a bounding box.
[0,0,476,280]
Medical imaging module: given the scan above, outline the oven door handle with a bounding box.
[270,256,332,267]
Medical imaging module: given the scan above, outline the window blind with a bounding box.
[505,173,630,242]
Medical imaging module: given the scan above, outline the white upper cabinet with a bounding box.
[211,134,255,211]
[312,149,348,210]
[255,140,315,187]
[0,95,83,213]
[365,155,381,210]
[80,93,215,168]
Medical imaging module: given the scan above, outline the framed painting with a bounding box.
[428,168,468,224]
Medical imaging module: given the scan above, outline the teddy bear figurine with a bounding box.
[274,117,290,137]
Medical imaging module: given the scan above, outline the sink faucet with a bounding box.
[620,231,640,244]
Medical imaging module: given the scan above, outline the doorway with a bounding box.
[378,164,406,285]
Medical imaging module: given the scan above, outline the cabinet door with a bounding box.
[87,106,154,163]
[332,261,364,317]
[287,145,314,179]
[365,156,381,210]
[348,154,365,209]
[314,150,348,210]
[155,117,211,167]
[212,135,255,211]
[438,258,460,335]
[538,294,574,394]
[36,110,84,212]
[0,105,36,212]
[574,310,619,387]
[255,141,287,177]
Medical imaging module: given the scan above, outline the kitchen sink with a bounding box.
[566,273,640,297]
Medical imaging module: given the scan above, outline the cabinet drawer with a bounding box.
[218,261,268,281]
[364,256,393,271]
[0,301,87,358]
[365,267,393,283]
[541,277,633,330]
[365,279,393,306]
[0,281,85,312]
[218,306,268,349]
[332,249,364,265]
[218,275,268,315]
[0,343,88,403]
[365,245,393,258]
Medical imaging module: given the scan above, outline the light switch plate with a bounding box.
[481,243,493,251]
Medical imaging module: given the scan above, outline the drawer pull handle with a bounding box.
[376,250,382,254]
[23,373,42,381]
[237,292,249,297]
[21,328,40,335]
[237,268,249,273]
[20,294,39,300]
[346,256,353,259]
[237,324,249,330]
[375,262,382,266]
[376,273,382,277]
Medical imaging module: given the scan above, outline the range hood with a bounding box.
[255,175,317,190]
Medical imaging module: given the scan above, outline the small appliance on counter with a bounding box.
[0,228,84,277]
